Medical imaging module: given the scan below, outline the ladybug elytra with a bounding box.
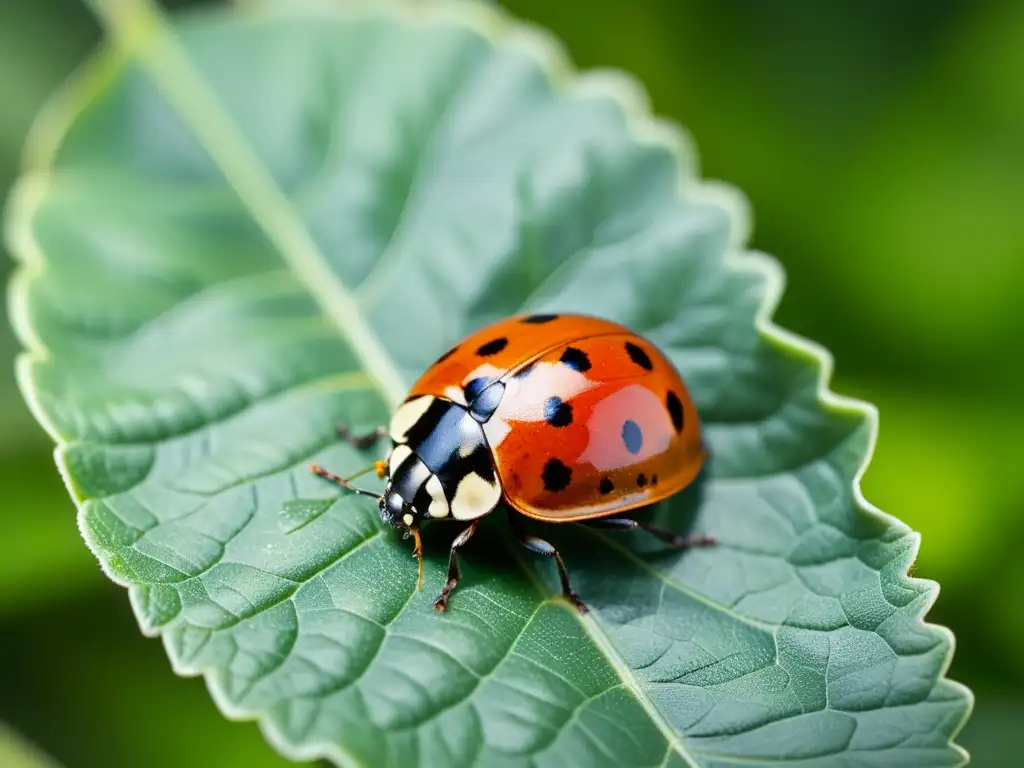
[311,313,714,613]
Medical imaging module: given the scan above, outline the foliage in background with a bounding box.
[0,0,1019,766]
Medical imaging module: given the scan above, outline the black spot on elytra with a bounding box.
[625,341,653,371]
[599,477,614,494]
[522,314,559,324]
[559,346,591,372]
[543,396,573,427]
[542,458,572,492]
[637,473,648,487]
[435,345,458,364]
[651,474,658,486]
[666,391,684,432]
[512,361,536,379]
[622,419,643,454]
[476,337,508,356]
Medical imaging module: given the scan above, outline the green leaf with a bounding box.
[279,498,335,534]
[12,589,311,768]
[0,0,100,455]
[6,0,971,765]
[0,722,63,768]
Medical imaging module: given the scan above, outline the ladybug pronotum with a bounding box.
[311,313,714,613]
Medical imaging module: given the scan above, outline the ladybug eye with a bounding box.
[381,491,407,528]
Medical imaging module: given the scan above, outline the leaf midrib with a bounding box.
[82,1,702,766]
[87,0,407,408]
[509,544,698,767]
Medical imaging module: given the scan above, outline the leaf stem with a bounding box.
[84,0,409,409]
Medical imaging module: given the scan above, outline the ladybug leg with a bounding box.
[583,518,716,549]
[336,424,387,450]
[509,525,588,614]
[432,520,480,613]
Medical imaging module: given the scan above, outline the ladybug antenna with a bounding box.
[309,465,382,500]
[410,526,424,591]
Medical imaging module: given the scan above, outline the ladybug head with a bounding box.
[379,484,420,530]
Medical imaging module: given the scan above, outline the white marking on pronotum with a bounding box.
[403,513,414,527]
[450,472,501,520]
[444,385,467,405]
[425,475,449,518]
[388,444,413,476]
[389,395,434,442]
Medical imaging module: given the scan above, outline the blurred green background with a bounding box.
[1,0,1019,765]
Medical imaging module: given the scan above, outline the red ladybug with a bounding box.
[311,313,714,613]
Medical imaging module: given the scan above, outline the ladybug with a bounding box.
[311,313,713,613]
